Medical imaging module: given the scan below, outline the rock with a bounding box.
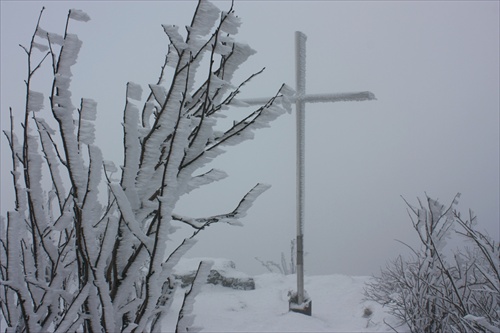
[173,258,255,290]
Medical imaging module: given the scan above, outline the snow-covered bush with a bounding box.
[0,1,292,332]
[364,194,499,333]
[255,239,296,275]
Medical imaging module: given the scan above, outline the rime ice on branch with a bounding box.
[0,1,292,332]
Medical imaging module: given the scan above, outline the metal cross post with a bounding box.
[243,31,376,315]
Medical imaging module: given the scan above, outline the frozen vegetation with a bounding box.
[0,1,293,331]
[365,195,499,332]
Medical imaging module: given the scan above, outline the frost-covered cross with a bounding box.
[243,31,376,313]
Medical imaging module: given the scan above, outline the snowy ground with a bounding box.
[163,258,403,332]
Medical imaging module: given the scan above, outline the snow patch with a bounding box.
[161,271,401,332]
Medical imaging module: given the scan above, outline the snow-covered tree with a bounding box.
[364,194,499,333]
[0,1,292,332]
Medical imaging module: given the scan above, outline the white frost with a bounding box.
[32,41,49,52]
[109,182,154,251]
[36,27,64,45]
[69,9,91,22]
[149,84,167,106]
[162,25,188,51]
[176,260,214,333]
[127,82,142,101]
[79,98,97,144]
[183,168,228,195]
[28,90,44,112]
[220,10,241,35]
[188,0,220,37]
[57,34,82,76]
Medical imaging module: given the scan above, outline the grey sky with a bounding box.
[1,1,498,276]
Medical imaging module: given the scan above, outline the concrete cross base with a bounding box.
[289,298,312,316]
[288,291,312,316]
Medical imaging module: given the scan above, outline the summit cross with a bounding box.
[242,31,376,315]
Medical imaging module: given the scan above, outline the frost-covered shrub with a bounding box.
[255,238,296,275]
[364,194,499,333]
[0,1,292,332]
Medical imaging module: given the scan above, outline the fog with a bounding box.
[1,1,498,277]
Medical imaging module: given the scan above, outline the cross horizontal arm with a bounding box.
[239,91,376,106]
[302,91,376,103]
